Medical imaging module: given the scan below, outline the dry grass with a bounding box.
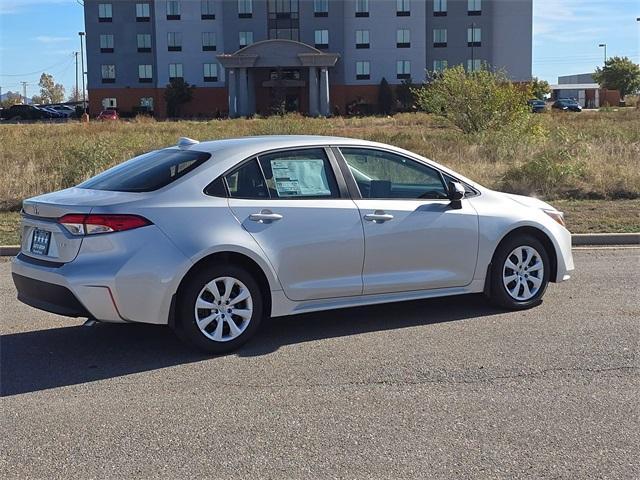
[0,110,639,210]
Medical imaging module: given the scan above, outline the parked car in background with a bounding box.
[37,106,65,119]
[0,104,50,121]
[552,99,582,112]
[97,109,119,121]
[528,99,546,113]
[49,105,76,118]
[12,136,574,354]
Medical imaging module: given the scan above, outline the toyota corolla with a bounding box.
[12,136,574,353]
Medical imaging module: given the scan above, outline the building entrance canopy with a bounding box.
[217,39,339,117]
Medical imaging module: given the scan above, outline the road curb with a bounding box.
[571,233,640,246]
[0,233,638,256]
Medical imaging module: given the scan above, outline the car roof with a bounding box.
[182,135,401,156]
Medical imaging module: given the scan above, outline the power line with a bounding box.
[0,57,74,78]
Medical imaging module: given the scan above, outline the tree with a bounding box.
[164,78,195,117]
[413,65,530,134]
[530,77,551,100]
[68,86,84,102]
[38,73,65,104]
[396,77,415,111]
[0,91,22,108]
[30,95,43,105]
[593,56,640,102]
[378,77,394,115]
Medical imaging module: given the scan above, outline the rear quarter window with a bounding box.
[79,149,211,192]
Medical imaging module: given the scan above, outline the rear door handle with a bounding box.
[363,211,394,223]
[249,210,283,223]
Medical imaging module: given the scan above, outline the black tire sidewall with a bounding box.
[490,235,551,310]
[175,264,263,354]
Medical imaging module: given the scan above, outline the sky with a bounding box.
[0,0,639,99]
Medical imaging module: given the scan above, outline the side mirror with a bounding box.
[448,181,465,209]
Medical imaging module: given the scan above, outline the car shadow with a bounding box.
[1,294,504,397]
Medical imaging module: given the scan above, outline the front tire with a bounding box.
[488,234,550,310]
[175,264,263,354]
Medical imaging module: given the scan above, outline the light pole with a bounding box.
[598,43,607,65]
[78,31,87,117]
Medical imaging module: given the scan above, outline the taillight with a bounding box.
[58,214,152,236]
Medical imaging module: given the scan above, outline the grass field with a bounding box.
[1,200,638,246]
[0,110,638,244]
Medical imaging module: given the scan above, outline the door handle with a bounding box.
[363,211,394,223]
[249,210,283,223]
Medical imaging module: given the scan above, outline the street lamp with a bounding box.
[78,31,87,117]
[598,43,607,64]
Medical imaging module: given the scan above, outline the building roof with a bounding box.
[550,83,600,90]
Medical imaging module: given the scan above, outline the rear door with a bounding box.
[225,147,365,302]
[337,147,479,295]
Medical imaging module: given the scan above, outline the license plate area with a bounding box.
[31,229,52,256]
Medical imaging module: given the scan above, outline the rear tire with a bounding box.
[174,264,263,354]
[488,234,550,310]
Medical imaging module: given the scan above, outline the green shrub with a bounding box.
[413,66,532,134]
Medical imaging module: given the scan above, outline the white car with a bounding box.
[12,136,574,353]
[49,105,75,118]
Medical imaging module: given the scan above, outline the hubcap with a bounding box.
[194,276,253,342]
[502,246,544,301]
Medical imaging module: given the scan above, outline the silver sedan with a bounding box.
[12,136,574,353]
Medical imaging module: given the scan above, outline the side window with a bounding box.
[257,148,339,199]
[224,158,268,199]
[340,148,448,200]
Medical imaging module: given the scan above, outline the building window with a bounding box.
[396,29,410,48]
[137,33,151,52]
[167,1,180,20]
[433,60,448,72]
[314,30,328,49]
[396,0,410,16]
[168,32,182,51]
[239,31,253,48]
[202,32,216,51]
[238,0,252,18]
[433,0,447,16]
[136,3,150,21]
[356,61,370,80]
[98,3,112,22]
[356,30,370,49]
[140,97,154,110]
[468,0,481,15]
[467,27,481,46]
[267,0,299,40]
[314,0,328,17]
[397,60,410,79]
[203,63,218,82]
[102,97,117,109]
[433,28,447,47]
[138,64,153,83]
[201,0,215,19]
[99,34,114,53]
[101,64,116,83]
[355,0,369,17]
[467,59,481,72]
[169,63,183,79]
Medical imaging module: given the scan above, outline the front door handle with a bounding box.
[249,209,283,223]
[363,211,394,223]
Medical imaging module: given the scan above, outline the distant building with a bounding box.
[550,73,620,108]
[83,0,533,117]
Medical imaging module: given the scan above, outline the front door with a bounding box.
[338,147,479,295]
[226,147,364,301]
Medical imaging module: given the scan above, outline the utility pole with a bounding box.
[21,82,28,104]
[79,32,87,116]
[74,51,79,102]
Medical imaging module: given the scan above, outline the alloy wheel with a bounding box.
[194,276,253,342]
[502,245,545,301]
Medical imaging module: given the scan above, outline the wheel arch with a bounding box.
[169,251,274,328]
[485,226,559,294]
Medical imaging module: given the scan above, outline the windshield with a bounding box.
[79,149,211,192]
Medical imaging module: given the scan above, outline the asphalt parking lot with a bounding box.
[1,248,638,479]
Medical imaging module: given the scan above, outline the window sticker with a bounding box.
[271,159,332,197]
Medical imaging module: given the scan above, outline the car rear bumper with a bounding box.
[12,273,91,318]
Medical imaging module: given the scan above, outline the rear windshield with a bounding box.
[79,149,211,192]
